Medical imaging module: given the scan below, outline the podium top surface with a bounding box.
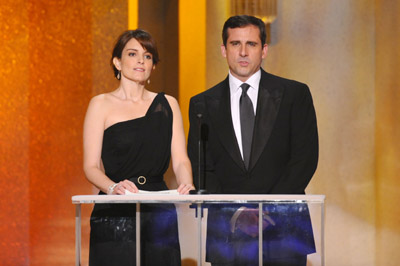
[71,194,325,204]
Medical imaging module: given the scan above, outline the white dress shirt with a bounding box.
[228,70,262,231]
[229,69,261,159]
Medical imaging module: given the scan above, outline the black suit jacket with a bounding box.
[188,69,319,263]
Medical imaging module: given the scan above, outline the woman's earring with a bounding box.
[147,79,150,84]
[117,71,121,80]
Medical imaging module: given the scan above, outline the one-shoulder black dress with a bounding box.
[89,93,181,266]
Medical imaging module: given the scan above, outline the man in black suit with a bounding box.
[188,15,319,266]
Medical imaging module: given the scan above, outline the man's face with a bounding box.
[221,25,268,82]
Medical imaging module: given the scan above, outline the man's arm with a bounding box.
[187,97,201,190]
[271,84,319,194]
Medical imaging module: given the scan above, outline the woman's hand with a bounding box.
[177,183,195,195]
[110,179,139,195]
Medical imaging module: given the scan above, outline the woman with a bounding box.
[83,29,194,265]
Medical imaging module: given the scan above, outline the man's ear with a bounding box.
[112,57,121,70]
[221,44,227,58]
[261,44,268,59]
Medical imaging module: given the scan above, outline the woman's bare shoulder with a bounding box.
[163,94,183,118]
[164,94,179,106]
[89,92,117,107]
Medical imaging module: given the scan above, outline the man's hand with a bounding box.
[236,208,275,237]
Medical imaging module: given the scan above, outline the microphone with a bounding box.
[190,103,208,194]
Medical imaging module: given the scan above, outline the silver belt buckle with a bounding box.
[138,176,146,185]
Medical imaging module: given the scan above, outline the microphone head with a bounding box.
[195,102,205,116]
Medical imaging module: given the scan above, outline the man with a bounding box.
[188,15,319,265]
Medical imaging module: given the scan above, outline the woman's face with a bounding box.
[114,38,154,84]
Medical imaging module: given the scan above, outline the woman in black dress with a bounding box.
[83,29,194,265]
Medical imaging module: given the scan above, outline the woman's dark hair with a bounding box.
[222,15,266,47]
[110,29,160,79]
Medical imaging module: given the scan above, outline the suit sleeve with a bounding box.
[187,97,200,189]
[271,84,319,194]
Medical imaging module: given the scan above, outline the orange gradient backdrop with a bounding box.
[0,1,30,264]
[28,1,93,264]
[1,0,128,265]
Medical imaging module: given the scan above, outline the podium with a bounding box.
[72,194,325,266]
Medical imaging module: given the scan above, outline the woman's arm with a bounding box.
[166,95,194,194]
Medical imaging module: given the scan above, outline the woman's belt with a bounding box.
[128,175,163,185]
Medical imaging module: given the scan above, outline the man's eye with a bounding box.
[248,42,257,47]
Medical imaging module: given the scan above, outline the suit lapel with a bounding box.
[205,78,246,171]
[249,70,283,170]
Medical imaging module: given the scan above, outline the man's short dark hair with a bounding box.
[222,15,266,46]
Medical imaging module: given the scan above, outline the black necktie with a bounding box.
[240,83,255,169]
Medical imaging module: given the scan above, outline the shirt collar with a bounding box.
[229,69,261,95]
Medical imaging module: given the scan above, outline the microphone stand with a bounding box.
[190,113,208,195]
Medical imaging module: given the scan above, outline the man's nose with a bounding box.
[239,45,247,57]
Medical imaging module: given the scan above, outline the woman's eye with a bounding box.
[128,52,136,56]
[145,55,152,60]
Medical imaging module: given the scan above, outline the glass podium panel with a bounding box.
[72,194,325,266]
